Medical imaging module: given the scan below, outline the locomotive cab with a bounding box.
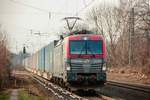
[65,31,107,86]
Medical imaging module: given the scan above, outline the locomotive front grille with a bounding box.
[70,63,102,73]
[70,59,104,73]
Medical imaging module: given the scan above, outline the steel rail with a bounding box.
[107,80,150,93]
[31,74,84,100]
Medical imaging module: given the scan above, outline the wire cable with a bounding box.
[75,0,96,16]
[9,0,73,15]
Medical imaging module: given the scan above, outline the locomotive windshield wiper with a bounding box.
[78,43,86,58]
[87,46,96,58]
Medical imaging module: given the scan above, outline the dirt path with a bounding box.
[10,89,18,100]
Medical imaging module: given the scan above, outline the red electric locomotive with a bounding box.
[25,30,107,89]
[53,30,107,86]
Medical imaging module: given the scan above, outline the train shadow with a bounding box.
[74,89,100,97]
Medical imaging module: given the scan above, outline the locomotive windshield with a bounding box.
[70,40,102,54]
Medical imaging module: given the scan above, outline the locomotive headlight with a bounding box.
[102,64,107,71]
[66,63,71,71]
[83,37,88,40]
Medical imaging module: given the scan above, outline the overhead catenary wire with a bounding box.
[7,0,96,32]
[8,0,96,19]
[9,0,49,13]
[9,0,74,16]
[74,0,96,16]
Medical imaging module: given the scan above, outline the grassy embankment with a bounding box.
[0,91,10,100]
[18,90,45,100]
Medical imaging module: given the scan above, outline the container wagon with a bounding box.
[25,30,107,89]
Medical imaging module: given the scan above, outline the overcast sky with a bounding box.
[0,0,119,53]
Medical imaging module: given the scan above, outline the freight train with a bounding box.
[25,30,107,89]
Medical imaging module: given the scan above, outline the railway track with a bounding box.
[107,80,150,93]
[31,71,150,100]
[12,70,150,100]
[95,80,150,100]
[32,74,83,100]
[31,73,112,100]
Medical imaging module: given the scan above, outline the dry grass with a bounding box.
[10,70,56,100]
[0,90,10,100]
[18,89,45,100]
[107,66,150,85]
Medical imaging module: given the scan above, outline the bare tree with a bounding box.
[0,25,10,90]
[86,0,150,70]
[86,4,124,66]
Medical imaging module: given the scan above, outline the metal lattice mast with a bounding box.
[129,8,134,65]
